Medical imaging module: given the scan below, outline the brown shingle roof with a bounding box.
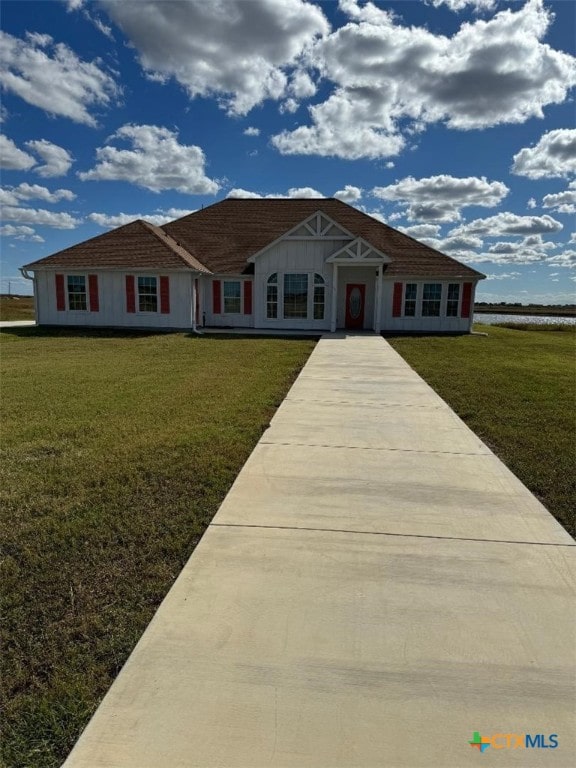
[23,219,209,272]
[163,198,484,278]
[24,199,484,279]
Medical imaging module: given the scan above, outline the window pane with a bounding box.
[67,275,87,310]
[423,283,442,300]
[267,284,278,319]
[313,285,324,320]
[268,273,278,284]
[283,273,308,319]
[139,294,158,312]
[138,276,157,294]
[314,273,325,285]
[404,283,417,316]
[448,283,460,300]
[138,276,157,311]
[422,283,441,317]
[223,281,241,313]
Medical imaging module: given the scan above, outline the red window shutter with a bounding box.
[243,280,252,315]
[461,282,472,318]
[55,273,65,311]
[126,275,136,313]
[212,280,221,314]
[160,276,170,314]
[195,278,200,325]
[392,282,403,317]
[88,274,99,312]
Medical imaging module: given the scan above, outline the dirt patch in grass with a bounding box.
[0,329,315,768]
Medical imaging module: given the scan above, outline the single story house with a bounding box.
[22,198,485,333]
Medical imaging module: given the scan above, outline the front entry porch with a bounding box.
[326,237,390,333]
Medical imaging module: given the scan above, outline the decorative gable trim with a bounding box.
[284,211,355,240]
[247,210,355,263]
[326,237,392,263]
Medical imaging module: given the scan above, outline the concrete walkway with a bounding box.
[0,320,36,328]
[64,333,575,768]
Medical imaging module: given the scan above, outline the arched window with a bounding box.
[313,273,325,320]
[267,273,278,319]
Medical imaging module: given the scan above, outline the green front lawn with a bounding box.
[388,324,576,538]
[0,329,315,768]
[0,295,35,321]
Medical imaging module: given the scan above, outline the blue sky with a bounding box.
[1,0,575,303]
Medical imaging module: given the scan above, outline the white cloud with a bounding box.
[527,197,537,209]
[1,206,80,229]
[545,251,576,269]
[0,135,35,170]
[26,139,74,177]
[289,69,317,99]
[88,208,195,228]
[372,175,508,222]
[0,187,19,205]
[485,272,521,280]
[398,224,441,239]
[450,212,563,238]
[487,235,556,255]
[272,0,576,159]
[429,0,496,12]
[0,224,44,242]
[542,186,576,215]
[79,124,219,194]
[0,136,73,178]
[5,183,75,203]
[0,30,119,126]
[243,127,260,137]
[512,129,576,179]
[569,233,576,244]
[227,186,324,199]
[271,88,405,159]
[334,185,362,203]
[101,0,329,116]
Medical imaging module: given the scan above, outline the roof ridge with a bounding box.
[140,220,210,273]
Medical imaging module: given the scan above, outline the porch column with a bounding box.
[191,274,197,332]
[374,264,383,333]
[330,263,338,332]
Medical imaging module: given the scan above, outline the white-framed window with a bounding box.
[404,283,417,316]
[267,273,278,319]
[446,283,460,317]
[283,273,308,319]
[267,271,328,321]
[138,276,158,312]
[223,280,241,314]
[313,274,325,320]
[422,283,442,317]
[67,275,87,311]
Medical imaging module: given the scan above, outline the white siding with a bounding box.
[254,239,349,330]
[35,270,193,329]
[381,280,475,333]
[203,276,254,328]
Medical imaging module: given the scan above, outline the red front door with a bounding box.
[345,283,365,329]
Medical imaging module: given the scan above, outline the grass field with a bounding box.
[2,324,575,767]
[0,295,35,321]
[388,324,576,538]
[0,328,315,768]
